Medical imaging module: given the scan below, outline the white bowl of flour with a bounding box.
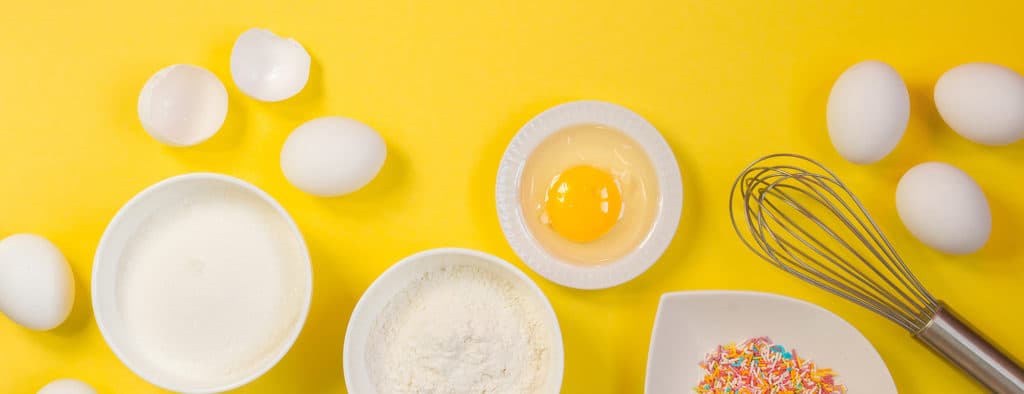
[344,248,564,393]
[93,173,312,393]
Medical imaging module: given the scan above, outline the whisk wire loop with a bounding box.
[729,153,938,332]
[730,154,1024,392]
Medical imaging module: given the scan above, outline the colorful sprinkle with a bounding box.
[695,337,846,394]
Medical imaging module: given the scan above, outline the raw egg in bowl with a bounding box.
[496,101,682,289]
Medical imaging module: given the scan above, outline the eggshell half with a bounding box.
[138,64,228,147]
[231,28,311,102]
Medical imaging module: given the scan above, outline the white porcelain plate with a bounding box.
[496,100,683,290]
[645,290,897,394]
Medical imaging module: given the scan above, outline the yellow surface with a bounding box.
[2,0,1023,392]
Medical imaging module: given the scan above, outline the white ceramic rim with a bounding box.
[496,100,683,290]
[342,247,565,394]
[644,290,897,393]
[91,173,313,393]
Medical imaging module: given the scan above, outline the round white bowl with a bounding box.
[497,100,683,290]
[645,290,896,393]
[344,248,564,393]
[92,173,312,393]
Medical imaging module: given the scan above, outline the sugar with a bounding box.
[116,188,306,387]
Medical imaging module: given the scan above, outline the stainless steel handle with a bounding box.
[914,303,1024,393]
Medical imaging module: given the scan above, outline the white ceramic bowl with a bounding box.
[92,173,312,393]
[344,248,564,393]
[496,100,683,290]
[645,290,896,393]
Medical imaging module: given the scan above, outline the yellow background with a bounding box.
[2,0,1023,392]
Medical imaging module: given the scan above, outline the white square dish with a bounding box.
[645,290,897,393]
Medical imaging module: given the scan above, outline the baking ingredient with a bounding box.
[520,124,659,266]
[0,234,74,331]
[281,116,386,197]
[138,64,228,147]
[544,165,622,243]
[826,60,910,164]
[37,379,97,394]
[896,162,991,254]
[366,265,551,393]
[117,187,307,387]
[696,337,846,394]
[230,28,311,102]
[934,62,1024,146]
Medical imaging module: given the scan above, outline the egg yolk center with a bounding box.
[544,165,623,243]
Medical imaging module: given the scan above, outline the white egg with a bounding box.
[281,117,386,197]
[934,62,1024,146]
[896,162,991,255]
[231,28,311,102]
[138,64,228,147]
[37,379,97,394]
[0,234,74,330]
[826,60,910,164]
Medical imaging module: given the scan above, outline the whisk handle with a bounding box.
[914,303,1024,393]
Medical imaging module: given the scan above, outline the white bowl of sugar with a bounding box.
[93,173,312,393]
[344,248,564,393]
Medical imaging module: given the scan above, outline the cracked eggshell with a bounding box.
[826,60,910,164]
[231,28,311,102]
[0,234,74,331]
[138,64,228,147]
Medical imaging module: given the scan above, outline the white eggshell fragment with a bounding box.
[37,379,97,394]
[231,28,311,102]
[281,117,387,197]
[827,60,910,164]
[896,162,991,255]
[138,64,228,147]
[0,234,74,330]
[934,62,1024,146]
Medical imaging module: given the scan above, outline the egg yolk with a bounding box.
[544,165,623,243]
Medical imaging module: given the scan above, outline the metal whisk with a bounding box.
[729,153,1024,393]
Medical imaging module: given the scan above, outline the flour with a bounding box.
[117,188,306,387]
[366,265,551,393]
